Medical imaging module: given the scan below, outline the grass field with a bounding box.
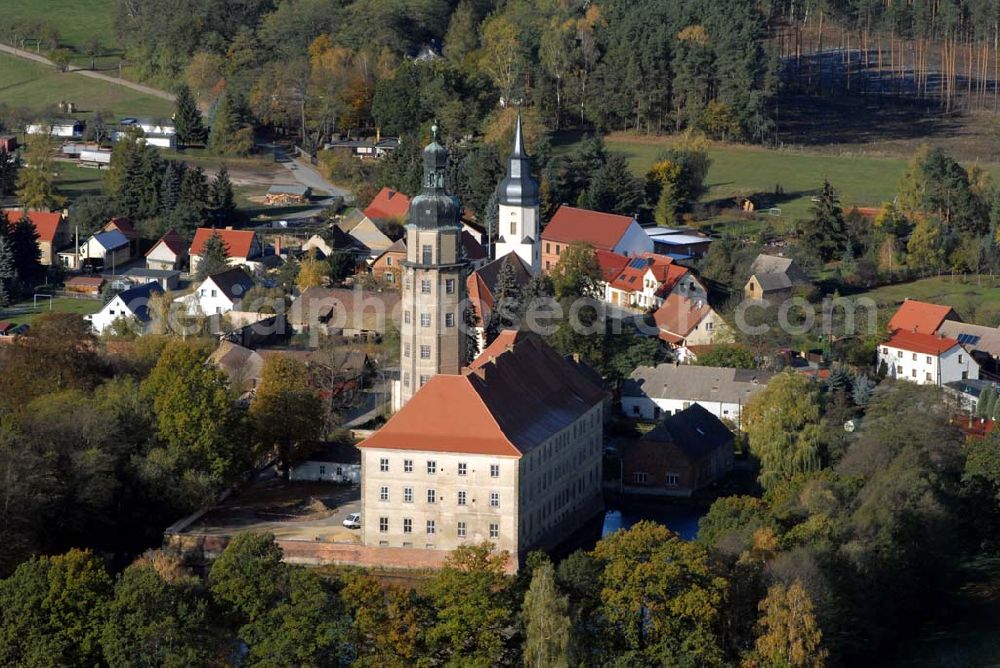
[4,0,115,52]
[1,296,102,326]
[54,161,106,202]
[852,275,1000,324]
[0,52,172,120]
[560,133,1000,224]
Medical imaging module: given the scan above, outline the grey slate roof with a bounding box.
[93,230,129,251]
[117,281,164,322]
[748,253,807,292]
[207,268,254,301]
[622,363,775,405]
[944,378,1000,399]
[937,320,1000,357]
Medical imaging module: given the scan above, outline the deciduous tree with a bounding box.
[753,580,828,668]
[522,562,572,668]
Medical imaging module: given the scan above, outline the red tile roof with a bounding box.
[190,228,257,259]
[3,210,64,243]
[888,300,958,335]
[654,294,712,340]
[146,228,187,257]
[361,331,605,457]
[609,253,688,295]
[363,187,410,220]
[886,330,960,356]
[594,250,630,282]
[542,206,636,250]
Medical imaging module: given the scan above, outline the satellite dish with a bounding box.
[844,419,861,433]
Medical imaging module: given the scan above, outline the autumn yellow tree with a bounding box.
[296,255,329,291]
[754,580,828,668]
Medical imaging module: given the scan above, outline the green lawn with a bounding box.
[852,275,1000,324]
[594,134,1000,223]
[4,0,116,53]
[0,52,172,120]
[1,296,102,326]
[54,160,106,203]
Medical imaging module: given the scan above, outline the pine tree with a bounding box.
[179,166,209,215]
[482,188,499,245]
[486,255,522,343]
[463,304,481,364]
[522,562,572,668]
[803,179,847,262]
[9,214,41,284]
[851,373,874,408]
[210,164,236,223]
[160,161,183,213]
[209,92,253,156]
[174,84,206,146]
[0,149,20,198]
[196,231,230,279]
[0,234,16,307]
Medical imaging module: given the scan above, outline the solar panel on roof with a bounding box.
[957,333,981,345]
[628,258,646,269]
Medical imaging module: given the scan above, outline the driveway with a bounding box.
[271,144,354,202]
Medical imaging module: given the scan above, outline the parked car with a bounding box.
[343,512,361,529]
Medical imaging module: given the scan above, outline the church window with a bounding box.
[510,222,517,235]
[421,279,431,294]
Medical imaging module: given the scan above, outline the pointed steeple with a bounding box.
[498,112,539,207]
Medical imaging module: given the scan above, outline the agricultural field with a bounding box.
[852,275,1000,325]
[0,52,172,121]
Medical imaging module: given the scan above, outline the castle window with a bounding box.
[403,342,411,358]
[427,489,436,503]
[379,486,389,501]
[490,464,500,478]
[421,279,431,294]
[379,517,388,533]
[420,313,431,327]
[445,312,455,327]
[445,279,455,294]
[422,245,432,264]
[403,487,413,503]
[490,491,499,508]
[458,490,467,505]
[420,345,431,359]
[380,458,389,472]
[427,460,437,474]
[489,523,499,539]
[404,459,413,472]
[403,518,412,533]
[457,521,466,538]
[458,462,467,476]
[426,520,436,534]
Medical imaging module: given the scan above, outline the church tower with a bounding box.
[395,126,468,409]
[495,114,541,273]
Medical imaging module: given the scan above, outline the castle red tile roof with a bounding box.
[888,300,959,335]
[3,210,63,243]
[363,187,410,220]
[542,206,636,250]
[360,331,605,457]
[885,329,960,356]
[190,228,257,259]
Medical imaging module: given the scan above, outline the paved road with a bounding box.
[271,144,353,202]
[0,42,176,102]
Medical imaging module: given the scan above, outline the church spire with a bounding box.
[409,124,460,229]
[498,112,539,208]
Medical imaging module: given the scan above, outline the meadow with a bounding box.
[1,296,102,326]
[4,0,116,55]
[852,275,1000,325]
[0,52,172,121]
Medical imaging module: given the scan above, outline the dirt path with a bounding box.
[0,42,175,102]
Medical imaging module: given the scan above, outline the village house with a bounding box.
[58,229,130,271]
[122,267,181,291]
[604,253,707,311]
[27,119,83,138]
[338,210,398,258]
[644,227,713,260]
[878,330,979,386]
[189,228,264,274]
[208,340,265,396]
[743,253,809,302]
[301,228,371,268]
[541,206,653,272]
[3,210,70,266]
[652,294,732,361]
[622,363,775,428]
[621,403,734,497]
[595,250,630,288]
[325,135,400,159]
[371,239,407,287]
[888,299,960,335]
[87,282,163,335]
[937,320,1000,379]
[358,331,606,567]
[944,378,1000,414]
[176,267,254,317]
[363,187,411,221]
[145,229,188,271]
[289,441,362,483]
[100,217,139,258]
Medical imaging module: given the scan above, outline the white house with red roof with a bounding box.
[653,294,732,361]
[604,252,707,311]
[2,210,69,265]
[189,228,263,274]
[357,330,605,569]
[541,206,653,272]
[145,228,188,271]
[878,329,979,386]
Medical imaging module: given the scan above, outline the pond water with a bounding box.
[602,502,707,541]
